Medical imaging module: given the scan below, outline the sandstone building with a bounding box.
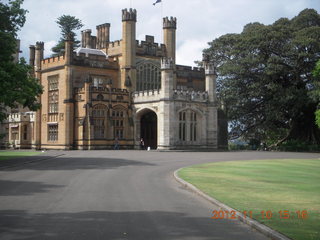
[3,9,227,150]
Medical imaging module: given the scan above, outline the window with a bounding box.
[136,61,161,91]
[48,124,58,141]
[23,125,28,140]
[93,105,106,139]
[179,111,186,141]
[11,127,19,140]
[179,110,198,142]
[93,76,105,88]
[48,75,59,115]
[112,109,125,139]
[190,112,197,141]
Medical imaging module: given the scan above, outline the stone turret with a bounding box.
[203,54,217,103]
[161,57,174,99]
[122,8,137,21]
[29,45,35,66]
[35,42,44,72]
[121,8,137,90]
[81,29,92,48]
[163,17,177,62]
[96,23,110,49]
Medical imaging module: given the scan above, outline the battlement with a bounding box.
[161,57,174,70]
[163,17,177,29]
[173,89,208,102]
[176,65,204,72]
[35,41,44,50]
[8,112,35,123]
[122,8,137,22]
[203,61,216,75]
[42,55,66,68]
[136,35,166,57]
[109,40,122,48]
[90,87,129,94]
[74,87,85,94]
[133,89,161,103]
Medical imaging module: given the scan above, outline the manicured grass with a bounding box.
[178,159,320,240]
[0,151,42,161]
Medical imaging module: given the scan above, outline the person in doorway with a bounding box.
[140,138,145,150]
[114,137,120,150]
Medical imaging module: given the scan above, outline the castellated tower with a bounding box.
[121,8,137,90]
[163,17,176,62]
[160,57,174,99]
[203,54,218,148]
[63,37,74,149]
[34,41,44,150]
[35,42,44,72]
[203,54,217,103]
[158,57,175,150]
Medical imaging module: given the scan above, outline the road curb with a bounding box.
[173,168,292,240]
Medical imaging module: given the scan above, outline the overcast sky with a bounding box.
[18,0,319,66]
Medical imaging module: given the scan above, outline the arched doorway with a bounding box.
[140,111,157,149]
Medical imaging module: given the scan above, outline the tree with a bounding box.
[0,0,42,122]
[51,15,83,55]
[313,60,320,128]
[203,9,320,146]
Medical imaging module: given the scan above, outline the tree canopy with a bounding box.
[203,8,320,146]
[0,0,42,122]
[51,15,83,56]
[313,60,320,128]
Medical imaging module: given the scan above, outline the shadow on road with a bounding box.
[0,157,155,171]
[0,210,258,240]
[0,180,64,196]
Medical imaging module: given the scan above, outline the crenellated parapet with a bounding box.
[122,8,137,22]
[204,61,216,75]
[202,53,216,76]
[173,89,209,102]
[136,35,166,57]
[133,89,161,103]
[176,64,205,79]
[163,17,177,29]
[41,55,66,69]
[35,41,44,50]
[161,57,174,70]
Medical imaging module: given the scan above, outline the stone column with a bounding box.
[158,57,175,150]
[121,8,137,91]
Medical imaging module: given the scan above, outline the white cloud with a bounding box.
[17,0,320,66]
[176,39,210,66]
[44,41,57,58]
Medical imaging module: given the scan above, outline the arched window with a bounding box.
[136,61,161,91]
[179,111,186,141]
[112,108,125,139]
[179,110,198,142]
[93,104,106,139]
[190,111,197,141]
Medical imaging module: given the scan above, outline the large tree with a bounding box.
[51,15,83,55]
[203,9,320,146]
[313,60,320,128]
[0,0,42,122]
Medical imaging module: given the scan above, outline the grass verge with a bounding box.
[0,151,42,161]
[178,159,320,240]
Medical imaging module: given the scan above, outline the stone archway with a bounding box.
[140,110,157,149]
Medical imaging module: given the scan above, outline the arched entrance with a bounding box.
[140,111,157,149]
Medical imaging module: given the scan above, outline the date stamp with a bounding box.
[211,210,308,220]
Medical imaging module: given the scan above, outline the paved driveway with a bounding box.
[0,150,318,239]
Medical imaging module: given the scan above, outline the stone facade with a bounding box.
[1,8,227,150]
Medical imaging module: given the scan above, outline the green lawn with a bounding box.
[178,159,320,240]
[0,151,42,161]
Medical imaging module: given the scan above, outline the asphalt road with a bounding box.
[0,150,318,240]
